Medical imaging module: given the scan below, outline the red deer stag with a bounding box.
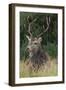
[26,16,51,70]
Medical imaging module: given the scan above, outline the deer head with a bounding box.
[26,16,51,58]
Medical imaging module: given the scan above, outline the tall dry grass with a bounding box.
[20,58,58,78]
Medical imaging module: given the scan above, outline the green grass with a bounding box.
[20,58,58,78]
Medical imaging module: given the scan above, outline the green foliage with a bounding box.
[44,43,57,58]
[20,12,58,60]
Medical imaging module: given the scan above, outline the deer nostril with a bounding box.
[27,47,29,51]
[27,47,32,52]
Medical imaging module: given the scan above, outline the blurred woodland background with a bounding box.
[20,12,58,61]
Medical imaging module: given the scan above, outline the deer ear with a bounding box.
[26,35,30,41]
[38,37,42,43]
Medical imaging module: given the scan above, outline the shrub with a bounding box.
[43,43,57,58]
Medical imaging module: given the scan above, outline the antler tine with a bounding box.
[44,16,50,33]
[28,23,32,38]
[27,16,38,38]
[31,18,38,24]
[46,16,50,26]
[37,16,51,37]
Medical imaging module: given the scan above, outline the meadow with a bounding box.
[20,58,58,78]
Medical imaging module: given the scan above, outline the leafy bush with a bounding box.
[43,43,57,58]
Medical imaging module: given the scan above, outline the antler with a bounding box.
[27,16,38,38]
[37,16,51,37]
[28,23,32,37]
